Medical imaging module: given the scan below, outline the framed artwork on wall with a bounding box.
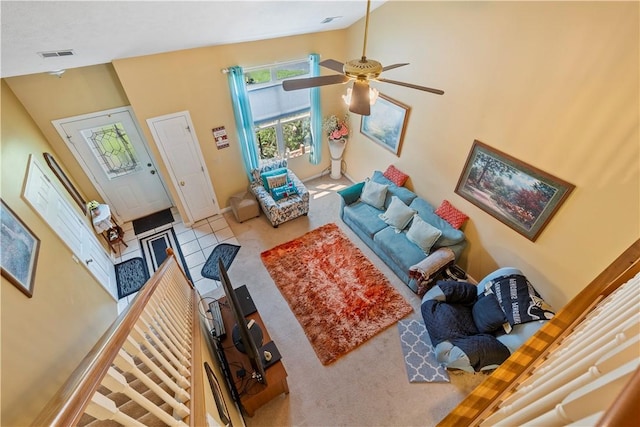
[1,199,40,297]
[455,140,575,241]
[204,361,232,426]
[360,93,410,156]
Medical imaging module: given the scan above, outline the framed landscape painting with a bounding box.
[455,140,575,241]
[360,93,410,155]
[1,199,40,297]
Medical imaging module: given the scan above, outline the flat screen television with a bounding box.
[217,259,267,385]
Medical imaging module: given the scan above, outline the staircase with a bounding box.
[31,250,208,426]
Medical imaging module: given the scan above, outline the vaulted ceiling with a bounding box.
[0,0,386,78]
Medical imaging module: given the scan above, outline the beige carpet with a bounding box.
[215,174,487,426]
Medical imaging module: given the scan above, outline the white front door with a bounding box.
[147,111,219,224]
[53,107,173,222]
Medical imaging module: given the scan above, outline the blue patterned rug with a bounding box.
[139,227,192,282]
[115,257,150,299]
[201,243,241,281]
[398,319,450,383]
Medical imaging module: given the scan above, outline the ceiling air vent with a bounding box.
[38,49,75,58]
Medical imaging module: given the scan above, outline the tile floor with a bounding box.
[113,207,238,313]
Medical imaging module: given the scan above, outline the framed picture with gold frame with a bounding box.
[455,140,575,241]
[1,199,40,297]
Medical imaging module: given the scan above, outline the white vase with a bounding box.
[328,138,347,179]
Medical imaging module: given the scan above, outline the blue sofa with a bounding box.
[338,171,467,294]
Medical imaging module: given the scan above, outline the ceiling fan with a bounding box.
[282,0,444,115]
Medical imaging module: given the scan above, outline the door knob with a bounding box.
[85,259,93,265]
[150,170,156,175]
[180,181,185,186]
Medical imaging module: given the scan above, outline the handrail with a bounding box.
[31,250,207,426]
[439,238,640,426]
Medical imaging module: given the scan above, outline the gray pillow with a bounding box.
[360,178,388,210]
[406,214,442,254]
[379,196,416,232]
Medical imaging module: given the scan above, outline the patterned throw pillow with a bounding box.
[383,165,409,187]
[265,173,288,191]
[435,200,469,229]
[271,182,298,201]
[260,168,288,190]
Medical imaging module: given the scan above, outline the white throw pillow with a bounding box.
[360,178,388,210]
[407,214,443,254]
[379,196,416,233]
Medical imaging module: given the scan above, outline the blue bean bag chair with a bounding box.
[421,268,553,372]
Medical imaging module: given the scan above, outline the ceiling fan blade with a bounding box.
[349,80,371,116]
[320,59,345,73]
[282,74,350,91]
[382,63,409,72]
[378,78,444,95]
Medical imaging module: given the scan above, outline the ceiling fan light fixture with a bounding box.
[342,86,379,106]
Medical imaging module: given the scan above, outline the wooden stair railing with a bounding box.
[440,239,640,426]
[31,249,206,426]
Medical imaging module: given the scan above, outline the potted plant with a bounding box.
[323,114,350,179]
[87,200,100,217]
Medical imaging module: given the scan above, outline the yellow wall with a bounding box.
[1,6,638,421]
[342,1,639,308]
[6,32,347,225]
[0,81,117,426]
[4,64,130,208]
[111,31,347,222]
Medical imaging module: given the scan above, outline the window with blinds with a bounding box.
[245,60,312,160]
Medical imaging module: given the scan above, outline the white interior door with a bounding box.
[23,156,117,299]
[147,111,219,224]
[53,107,173,222]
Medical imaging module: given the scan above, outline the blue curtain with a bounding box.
[309,53,322,165]
[227,66,260,180]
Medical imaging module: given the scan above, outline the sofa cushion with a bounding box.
[409,198,465,247]
[379,196,416,233]
[372,171,416,208]
[337,182,365,205]
[383,165,409,187]
[265,172,288,191]
[472,293,508,333]
[271,182,298,201]
[435,199,469,229]
[360,178,388,209]
[260,167,288,190]
[343,202,388,238]
[373,227,426,271]
[406,214,443,254]
[252,159,287,182]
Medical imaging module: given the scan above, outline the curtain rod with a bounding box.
[221,57,309,74]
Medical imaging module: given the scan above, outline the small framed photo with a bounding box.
[360,93,410,156]
[455,140,575,241]
[1,199,40,297]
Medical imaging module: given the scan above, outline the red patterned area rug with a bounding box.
[260,223,413,365]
